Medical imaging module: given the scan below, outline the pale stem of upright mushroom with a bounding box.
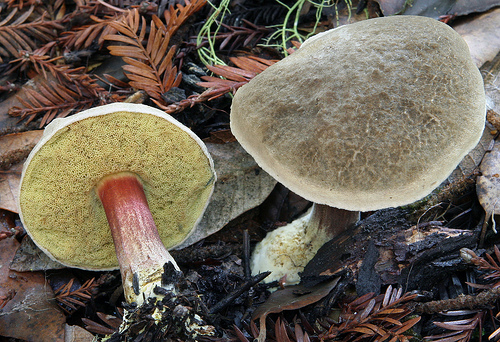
[251,202,359,284]
[96,171,178,305]
[309,203,360,239]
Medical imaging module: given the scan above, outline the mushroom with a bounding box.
[18,103,216,307]
[230,15,486,284]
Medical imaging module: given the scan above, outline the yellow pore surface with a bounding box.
[20,111,215,270]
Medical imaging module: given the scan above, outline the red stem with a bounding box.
[96,172,178,303]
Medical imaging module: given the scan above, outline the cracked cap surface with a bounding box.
[230,15,486,211]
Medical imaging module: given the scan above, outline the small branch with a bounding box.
[243,229,251,279]
[415,286,500,314]
[209,271,271,314]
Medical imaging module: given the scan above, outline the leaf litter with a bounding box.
[0,0,500,341]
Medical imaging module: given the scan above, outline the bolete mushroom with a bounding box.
[230,15,486,284]
[18,103,216,308]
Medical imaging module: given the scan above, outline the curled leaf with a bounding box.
[477,140,500,240]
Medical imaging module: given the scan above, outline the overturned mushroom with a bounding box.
[230,15,486,284]
[18,103,216,336]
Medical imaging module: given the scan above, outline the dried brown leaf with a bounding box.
[96,312,122,329]
[0,131,43,212]
[163,0,207,36]
[425,312,483,342]
[475,140,500,240]
[350,292,377,308]
[206,64,255,81]
[122,64,157,80]
[54,277,96,314]
[275,317,293,342]
[372,317,404,326]
[233,324,250,342]
[82,317,116,335]
[61,12,121,50]
[0,237,65,341]
[229,55,278,73]
[253,278,340,342]
[394,316,421,335]
[319,287,419,342]
[348,323,386,335]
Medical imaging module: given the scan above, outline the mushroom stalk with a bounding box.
[96,171,178,305]
[231,15,485,286]
[308,204,360,240]
[251,203,359,284]
[18,103,217,339]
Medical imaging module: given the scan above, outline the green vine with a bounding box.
[261,0,338,56]
[196,0,357,64]
[196,0,231,66]
[333,0,354,27]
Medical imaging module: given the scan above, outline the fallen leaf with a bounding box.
[0,235,19,284]
[203,129,237,144]
[454,7,500,68]
[477,140,500,234]
[0,131,43,164]
[447,123,495,184]
[0,237,66,341]
[0,130,43,212]
[176,141,276,249]
[252,277,339,342]
[0,93,29,134]
[482,41,500,117]
[10,235,66,272]
[0,73,51,134]
[0,164,23,213]
[376,0,500,17]
[64,324,95,342]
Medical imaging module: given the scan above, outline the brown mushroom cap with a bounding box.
[18,103,215,270]
[231,15,485,211]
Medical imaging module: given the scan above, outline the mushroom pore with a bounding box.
[18,103,216,303]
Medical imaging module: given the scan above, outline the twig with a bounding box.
[243,229,251,279]
[415,286,500,314]
[209,271,270,314]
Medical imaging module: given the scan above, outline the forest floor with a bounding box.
[1,0,500,341]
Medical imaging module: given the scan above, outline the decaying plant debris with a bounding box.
[1,0,500,341]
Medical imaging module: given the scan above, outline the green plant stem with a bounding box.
[197,0,230,66]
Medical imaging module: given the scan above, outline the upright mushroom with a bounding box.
[18,103,216,335]
[230,15,486,284]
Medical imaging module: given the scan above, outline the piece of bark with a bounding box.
[301,208,478,292]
